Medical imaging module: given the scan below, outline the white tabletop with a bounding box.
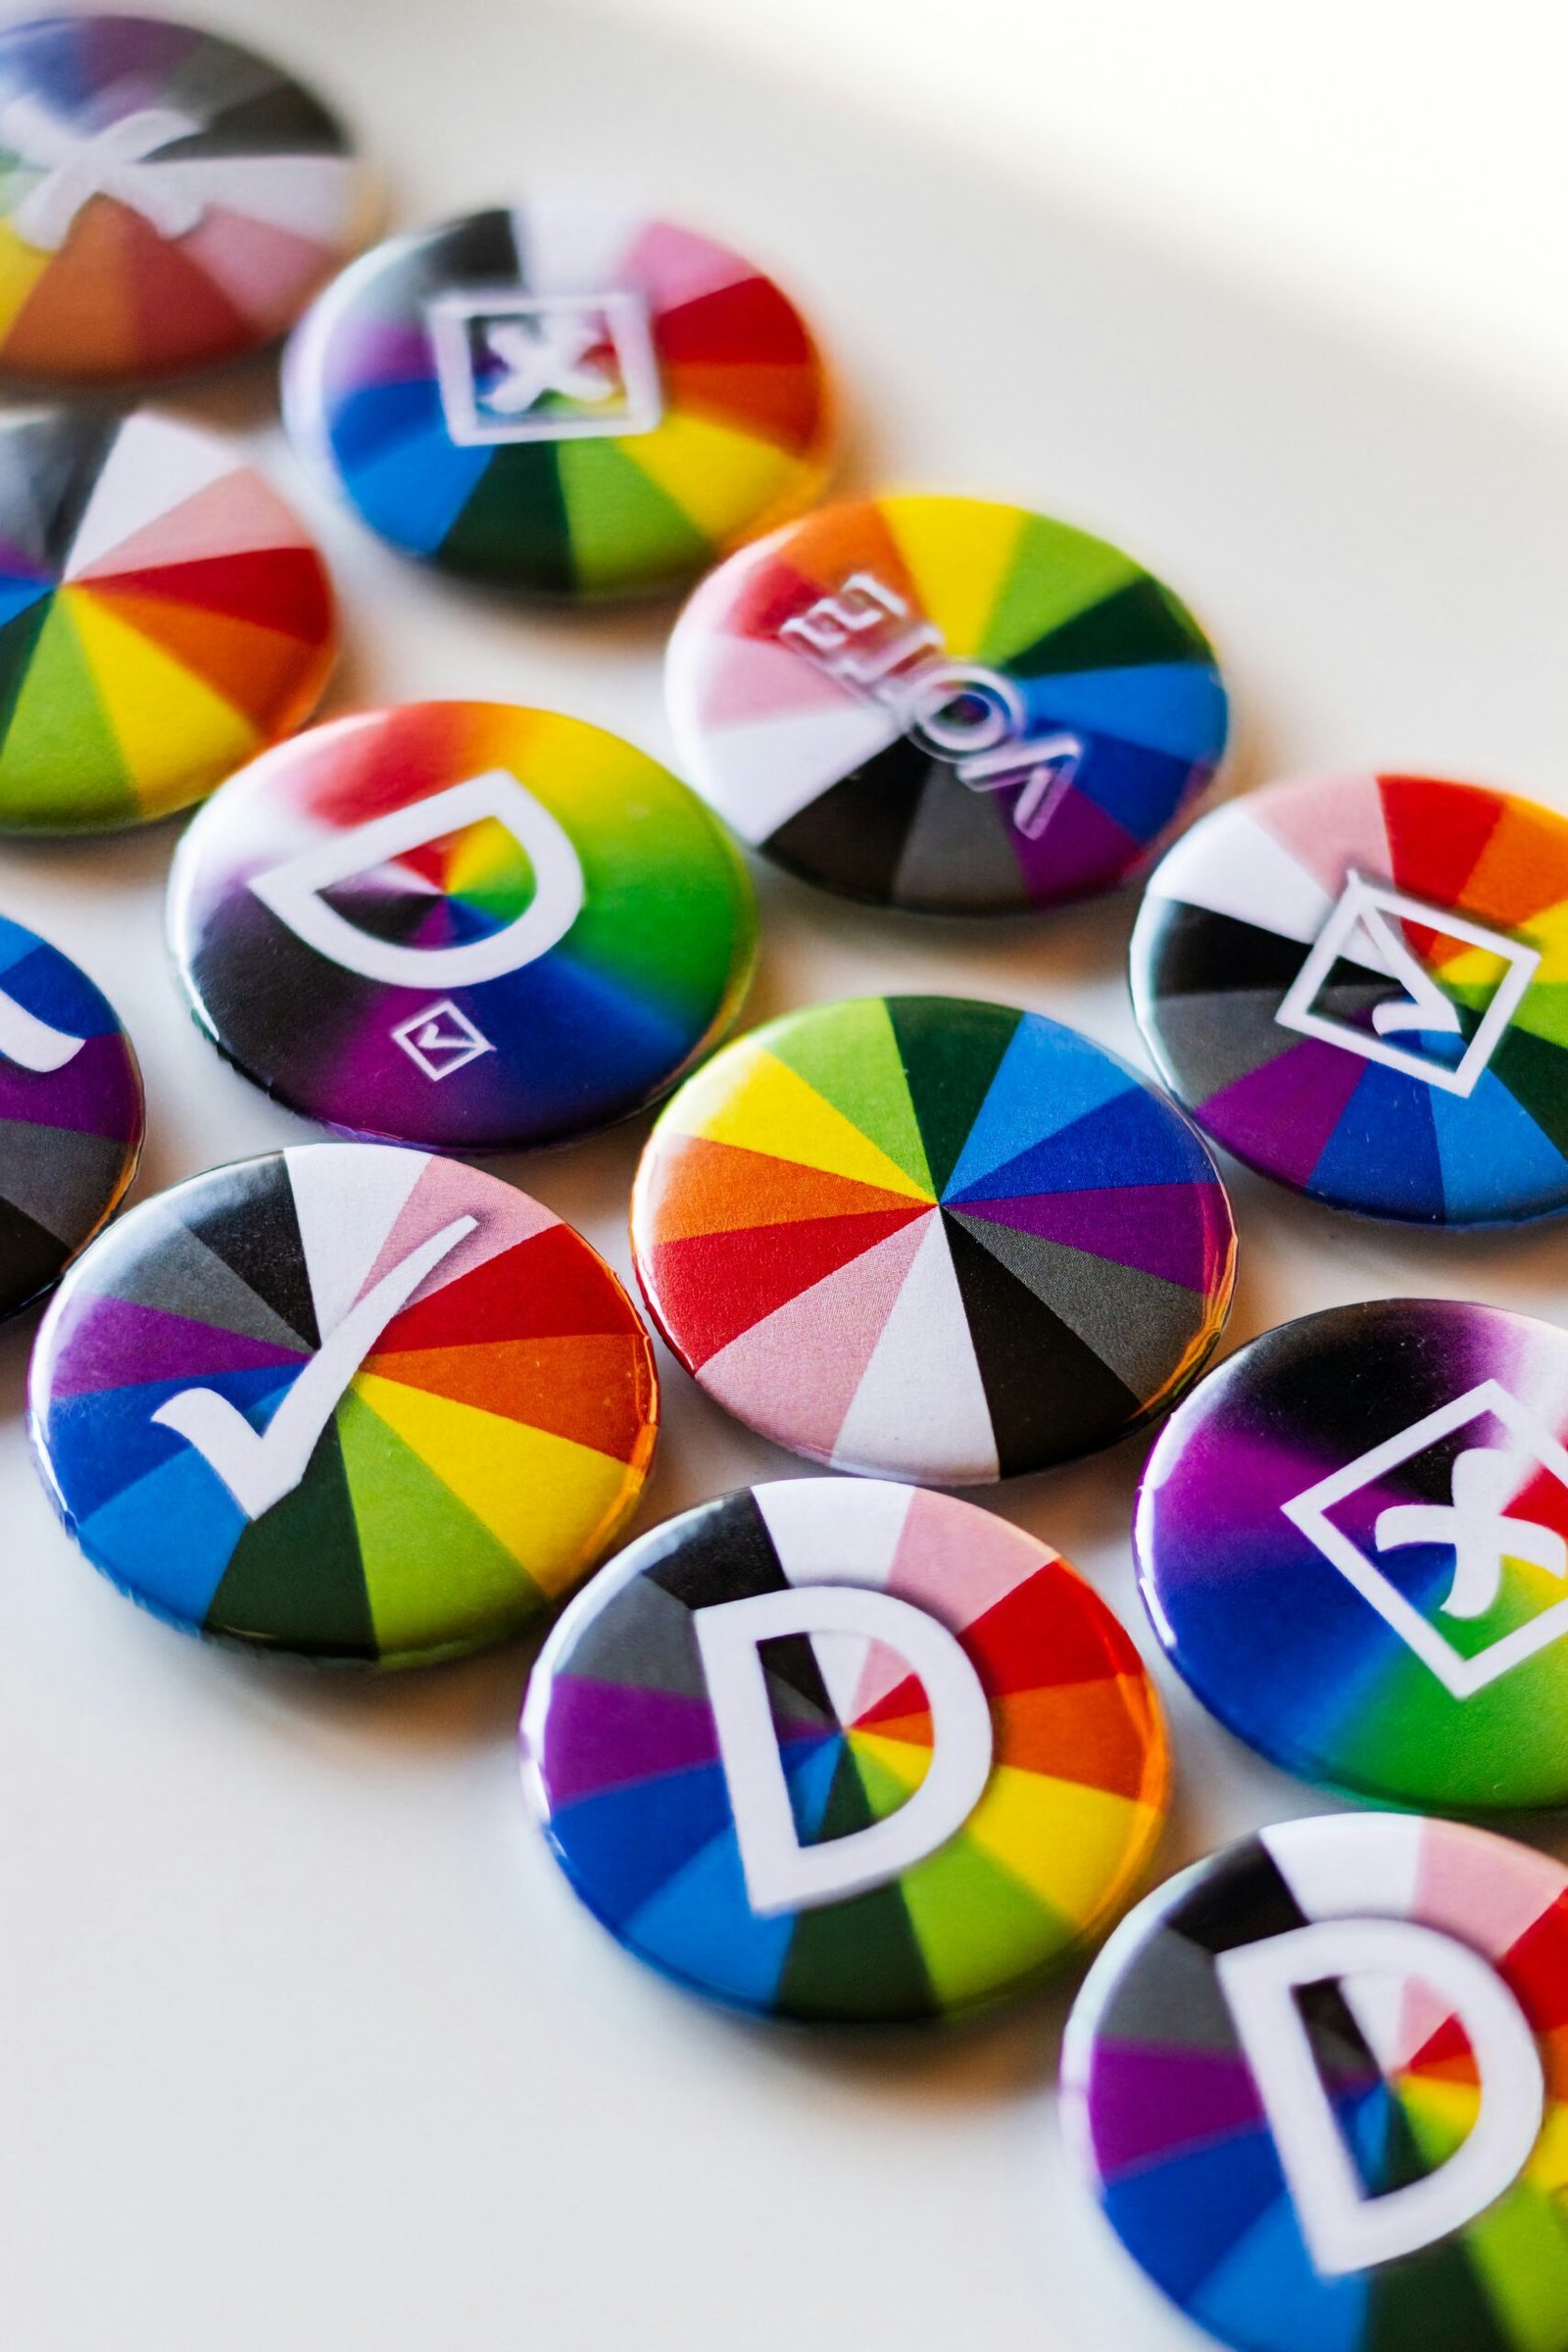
[4,4,1567,2348]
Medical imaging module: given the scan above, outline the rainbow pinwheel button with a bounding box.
[0,12,373,381]
[665,493,1229,912]
[0,406,335,830]
[1132,770,1568,1224]
[29,1143,659,1665]
[522,1479,1168,2023]
[167,701,757,1152]
[630,996,1236,1484]
[1137,1298,1568,1812]
[1064,1812,1568,2352]
[0,913,141,1317]
[283,203,835,599]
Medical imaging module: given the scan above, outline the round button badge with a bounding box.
[522,1478,1168,2023]
[0,912,141,1317]
[630,995,1236,1484]
[0,406,335,830]
[168,702,757,1152]
[1064,1812,1568,2352]
[1132,771,1568,1223]
[0,13,373,381]
[1136,1298,1568,1812]
[284,204,835,599]
[665,493,1229,913]
[29,1143,659,1665]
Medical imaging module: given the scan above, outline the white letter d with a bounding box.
[695,1586,993,1918]
[249,769,585,989]
[1218,1918,1543,2276]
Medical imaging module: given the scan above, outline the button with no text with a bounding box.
[0,407,335,831]
[630,995,1236,1484]
[521,1479,1168,2022]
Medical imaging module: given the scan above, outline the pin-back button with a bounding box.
[1064,1812,1568,2352]
[28,1142,660,1664]
[1137,1297,1568,1811]
[0,405,335,830]
[0,912,141,1317]
[665,493,1228,911]
[1132,770,1568,1223]
[167,701,758,1152]
[283,204,835,599]
[0,12,374,380]
[522,1478,1169,2022]
[629,995,1236,1484]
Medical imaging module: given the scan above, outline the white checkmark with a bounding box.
[151,1213,476,1521]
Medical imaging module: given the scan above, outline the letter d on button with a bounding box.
[695,1586,994,1917]
[1218,1918,1544,2276]
[249,769,585,989]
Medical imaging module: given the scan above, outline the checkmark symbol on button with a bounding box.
[151,1213,477,1521]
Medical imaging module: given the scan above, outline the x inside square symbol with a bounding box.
[1281,1381,1568,1696]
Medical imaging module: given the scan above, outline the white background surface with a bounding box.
[3,3,1568,2347]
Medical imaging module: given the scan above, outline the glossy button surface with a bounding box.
[1132,770,1568,1223]
[629,995,1236,1483]
[284,203,835,598]
[0,12,372,380]
[168,701,757,1151]
[29,1142,659,1665]
[0,912,141,1316]
[665,493,1229,911]
[523,1478,1168,2023]
[1065,1813,1568,2352]
[1137,1297,1568,1811]
[0,406,334,829]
